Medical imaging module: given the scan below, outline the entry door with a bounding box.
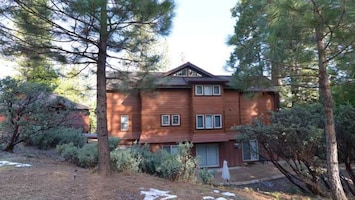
[242,140,259,161]
[196,144,219,167]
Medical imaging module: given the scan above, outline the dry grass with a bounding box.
[0,146,316,200]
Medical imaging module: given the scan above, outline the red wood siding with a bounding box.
[223,90,241,132]
[106,92,141,140]
[240,92,275,124]
[140,89,192,143]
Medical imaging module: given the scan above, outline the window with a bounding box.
[120,115,129,131]
[213,85,221,95]
[242,140,259,161]
[162,145,179,154]
[205,115,213,129]
[196,144,219,167]
[195,85,203,95]
[214,115,222,128]
[161,115,170,126]
[171,115,180,126]
[204,85,212,95]
[196,115,204,129]
[195,85,221,96]
[196,114,222,129]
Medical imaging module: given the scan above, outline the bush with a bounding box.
[56,137,120,168]
[29,127,86,149]
[56,142,79,163]
[110,149,141,173]
[108,137,120,151]
[155,153,183,181]
[199,168,216,185]
[76,143,98,168]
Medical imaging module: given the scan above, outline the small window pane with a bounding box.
[195,85,203,95]
[171,115,180,126]
[196,115,204,129]
[204,85,212,95]
[213,85,220,95]
[121,115,129,131]
[161,115,170,126]
[214,115,222,128]
[205,115,213,129]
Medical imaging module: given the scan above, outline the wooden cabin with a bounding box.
[106,62,278,167]
[0,94,90,133]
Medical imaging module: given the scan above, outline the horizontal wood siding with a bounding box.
[223,90,240,132]
[240,92,275,124]
[106,92,141,140]
[192,87,222,132]
[140,89,192,142]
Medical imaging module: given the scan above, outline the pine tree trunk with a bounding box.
[96,0,111,176]
[315,25,347,200]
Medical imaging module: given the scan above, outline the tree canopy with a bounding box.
[0,0,175,175]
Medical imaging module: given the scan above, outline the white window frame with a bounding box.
[195,85,203,95]
[161,115,170,126]
[120,115,129,131]
[196,115,204,129]
[214,114,222,128]
[204,85,212,95]
[205,114,213,129]
[171,114,180,126]
[213,85,221,95]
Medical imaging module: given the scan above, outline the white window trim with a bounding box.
[171,114,180,126]
[213,85,221,95]
[195,85,203,95]
[120,115,129,131]
[161,115,170,126]
[196,115,204,129]
[214,114,222,128]
[196,114,223,129]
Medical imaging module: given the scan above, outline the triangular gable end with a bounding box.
[162,62,215,78]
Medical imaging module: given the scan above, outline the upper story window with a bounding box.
[161,115,170,126]
[171,115,181,126]
[161,114,180,126]
[195,85,221,96]
[196,114,222,129]
[120,115,129,131]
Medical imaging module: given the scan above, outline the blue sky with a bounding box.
[166,0,237,75]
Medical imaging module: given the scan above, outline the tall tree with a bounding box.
[0,0,175,176]
[228,0,355,199]
[13,0,59,87]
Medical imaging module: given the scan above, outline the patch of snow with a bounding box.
[140,188,177,200]
[215,197,227,200]
[0,160,32,167]
[221,192,235,197]
[203,196,215,200]
[213,189,220,193]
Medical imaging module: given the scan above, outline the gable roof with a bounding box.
[106,62,277,92]
[162,62,215,78]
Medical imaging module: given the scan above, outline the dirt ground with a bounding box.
[0,145,319,200]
